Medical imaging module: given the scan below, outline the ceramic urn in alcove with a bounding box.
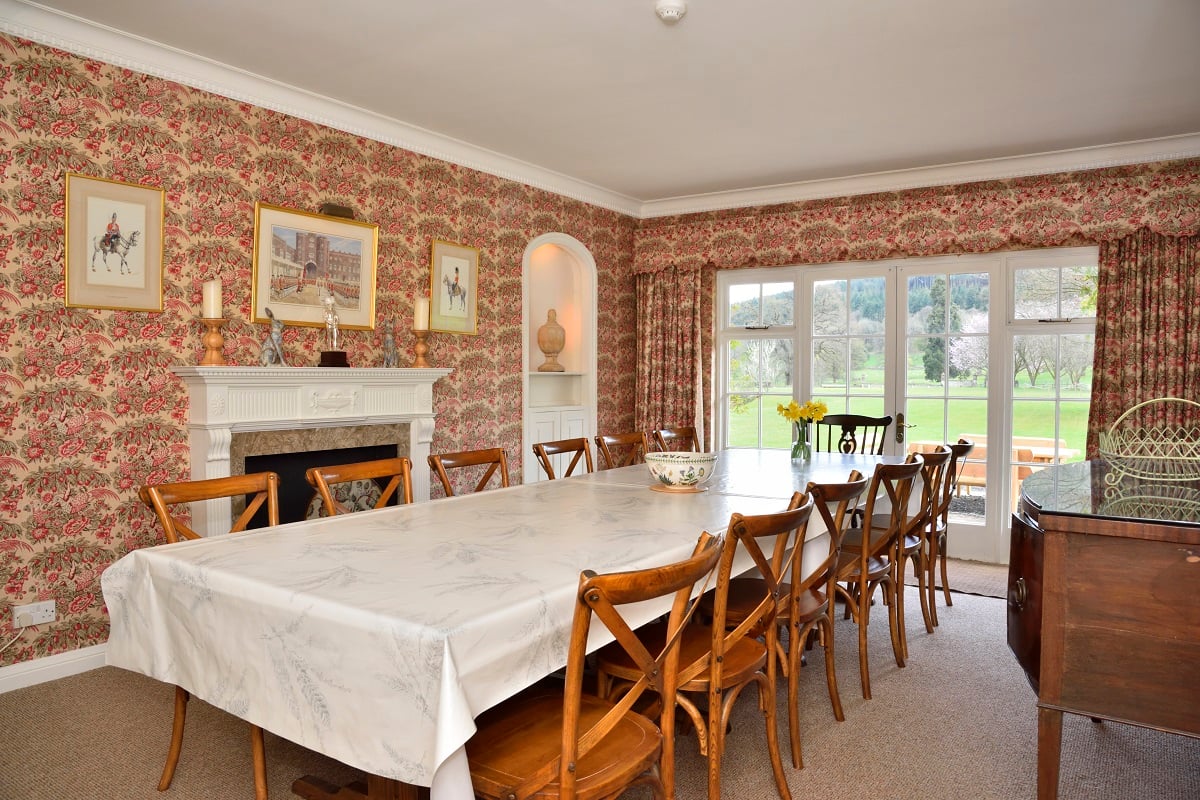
[537,309,566,372]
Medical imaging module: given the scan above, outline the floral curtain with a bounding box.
[634,265,705,446]
[1087,229,1200,455]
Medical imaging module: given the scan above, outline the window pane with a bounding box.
[763,395,792,448]
[813,280,846,335]
[949,272,989,333]
[947,399,987,444]
[1059,334,1094,393]
[762,282,794,325]
[728,284,760,326]
[948,334,988,390]
[812,338,847,393]
[849,277,885,333]
[904,397,945,450]
[726,394,762,447]
[1013,334,1057,392]
[1061,266,1097,319]
[907,335,945,395]
[1013,268,1059,319]
[728,340,760,391]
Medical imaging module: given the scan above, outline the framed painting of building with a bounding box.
[250,202,379,329]
[64,173,165,312]
[429,239,479,335]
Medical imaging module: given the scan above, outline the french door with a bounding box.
[718,246,1096,563]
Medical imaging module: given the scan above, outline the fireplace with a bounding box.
[172,366,451,536]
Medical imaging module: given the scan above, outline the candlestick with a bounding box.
[411,328,431,368]
[201,278,222,319]
[200,318,228,366]
[414,297,430,331]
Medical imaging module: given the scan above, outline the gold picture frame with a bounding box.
[251,202,379,329]
[64,173,165,312]
[429,239,479,335]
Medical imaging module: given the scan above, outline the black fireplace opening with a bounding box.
[245,443,400,526]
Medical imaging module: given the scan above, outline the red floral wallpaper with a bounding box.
[0,34,637,667]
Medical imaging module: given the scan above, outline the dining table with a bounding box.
[101,449,898,800]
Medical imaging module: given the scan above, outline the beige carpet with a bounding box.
[906,556,1008,599]
[2,590,1197,800]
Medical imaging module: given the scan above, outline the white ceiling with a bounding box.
[5,0,1200,217]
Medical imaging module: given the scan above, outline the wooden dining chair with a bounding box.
[595,431,650,469]
[930,438,976,622]
[835,455,923,700]
[138,471,279,800]
[598,502,815,800]
[305,456,414,516]
[652,425,701,453]
[428,447,510,496]
[466,532,724,800]
[532,437,594,480]
[813,413,894,456]
[873,446,952,660]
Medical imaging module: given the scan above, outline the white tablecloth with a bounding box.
[101,452,886,798]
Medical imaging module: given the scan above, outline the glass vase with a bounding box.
[791,421,811,462]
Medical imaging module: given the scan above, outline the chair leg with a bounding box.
[158,685,190,791]
[787,620,803,769]
[940,535,953,607]
[250,724,268,800]
[884,576,905,670]
[820,614,844,722]
[857,584,872,700]
[927,536,941,627]
[759,672,792,800]
[895,559,909,663]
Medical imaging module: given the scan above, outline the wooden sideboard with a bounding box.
[1006,460,1200,799]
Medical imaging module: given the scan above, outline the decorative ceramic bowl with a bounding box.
[644,451,718,490]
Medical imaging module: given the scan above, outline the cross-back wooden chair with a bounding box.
[930,438,975,622]
[598,501,815,800]
[466,532,724,800]
[835,455,923,700]
[873,446,952,660]
[305,456,414,516]
[428,447,510,496]
[138,471,279,800]
[595,432,650,469]
[813,413,894,456]
[532,437,594,480]
[652,426,701,453]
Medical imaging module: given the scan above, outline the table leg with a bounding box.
[1036,707,1063,800]
[292,774,427,800]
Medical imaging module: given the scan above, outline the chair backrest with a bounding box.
[595,432,650,469]
[305,456,413,516]
[139,471,280,542]
[914,445,953,536]
[693,494,816,688]
[548,532,725,799]
[853,456,924,563]
[814,413,894,455]
[944,439,976,512]
[428,447,510,496]
[652,426,700,453]
[803,470,870,594]
[532,437,594,480]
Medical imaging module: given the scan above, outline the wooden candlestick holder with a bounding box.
[200,318,228,366]
[411,329,431,368]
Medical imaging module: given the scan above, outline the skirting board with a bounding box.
[0,643,107,694]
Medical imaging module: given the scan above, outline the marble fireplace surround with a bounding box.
[172,366,453,537]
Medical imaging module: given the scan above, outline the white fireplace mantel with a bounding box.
[172,366,452,535]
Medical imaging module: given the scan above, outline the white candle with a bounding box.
[414,297,430,331]
[201,278,222,319]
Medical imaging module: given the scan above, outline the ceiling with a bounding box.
[6,0,1200,216]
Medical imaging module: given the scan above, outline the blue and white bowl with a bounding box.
[644,451,718,489]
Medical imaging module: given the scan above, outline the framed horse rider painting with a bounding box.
[429,238,479,335]
[64,173,165,312]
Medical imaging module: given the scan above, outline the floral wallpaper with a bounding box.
[0,34,637,667]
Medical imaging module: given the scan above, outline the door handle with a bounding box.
[895,412,915,443]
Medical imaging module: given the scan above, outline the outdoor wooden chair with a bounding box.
[138,471,279,800]
[467,533,723,800]
[835,456,923,699]
[305,456,414,516]
[595,432,651,469]
[428,447,510,496]
[532,437,595,480]
[652,426,701,453]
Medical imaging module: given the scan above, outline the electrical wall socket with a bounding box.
[13,600,55,627]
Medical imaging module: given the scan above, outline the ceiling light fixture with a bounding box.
[655,0,687,25]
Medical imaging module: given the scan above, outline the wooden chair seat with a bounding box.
[468,688,662,800]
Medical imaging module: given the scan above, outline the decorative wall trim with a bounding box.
[0,643,106,694]
[4,0,1197,220]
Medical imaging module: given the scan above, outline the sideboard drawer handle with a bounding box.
[1008,577,1027,611]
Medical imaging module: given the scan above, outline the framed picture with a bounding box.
[429,239,479,335]
[251,202,379,329]
[64,173,165,312]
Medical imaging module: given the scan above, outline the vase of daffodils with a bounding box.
[777,399,827,463]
